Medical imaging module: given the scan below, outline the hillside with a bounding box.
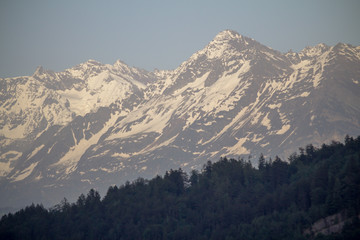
[1,136,359,240]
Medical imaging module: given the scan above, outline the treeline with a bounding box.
[1,136,360,240]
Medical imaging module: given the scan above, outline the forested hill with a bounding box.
[1,136,360,240]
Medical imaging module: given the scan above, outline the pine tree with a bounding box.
[258,153,266,170]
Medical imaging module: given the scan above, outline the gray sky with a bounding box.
[1,0,359,78]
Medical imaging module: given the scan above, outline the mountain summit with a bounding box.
[211,30,254,47]
[1,30,360,212]
[195,30,260,60]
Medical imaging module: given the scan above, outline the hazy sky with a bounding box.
[1,0,359,78]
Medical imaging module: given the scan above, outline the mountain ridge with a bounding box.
[1,30,360,211]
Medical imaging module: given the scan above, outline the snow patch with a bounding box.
[112,152,131,158]
[1,123,27,139]
[12,162,38,182]
[27,144,44,159]
[0,151,22,176]
[261,113,271,130]
[107,96,182,139]
[174,72,210,96]
[200,62,250,113]
[139,166,147,172]
[299,92,310,97]
[52,113,120,174]
[276,124,291,135]
[251,134,264,143]
[202,106,249,145]
[225,137,249,155]
[268,103,282,109]
[251,112,262,125]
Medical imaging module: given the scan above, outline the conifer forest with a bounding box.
[1,136,360,240]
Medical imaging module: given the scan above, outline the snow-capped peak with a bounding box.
[193,30,257,60]
[212,29,243,41]
[300,43,330,58]
[112,59,133,73]
[65,59,106,79]
[211,30,256,48]
[84,59,102,66]
[72,59,104,71]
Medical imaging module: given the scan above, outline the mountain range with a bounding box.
[1,30,360,212]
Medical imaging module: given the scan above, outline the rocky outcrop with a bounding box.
[304,211,360,237]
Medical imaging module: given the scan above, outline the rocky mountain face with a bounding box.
[1,30,360,211]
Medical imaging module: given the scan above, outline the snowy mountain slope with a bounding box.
[1,30,360,212]
[0,59,155,138]
[0,60,155,181]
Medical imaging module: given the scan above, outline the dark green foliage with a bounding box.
[1,136,360,239]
